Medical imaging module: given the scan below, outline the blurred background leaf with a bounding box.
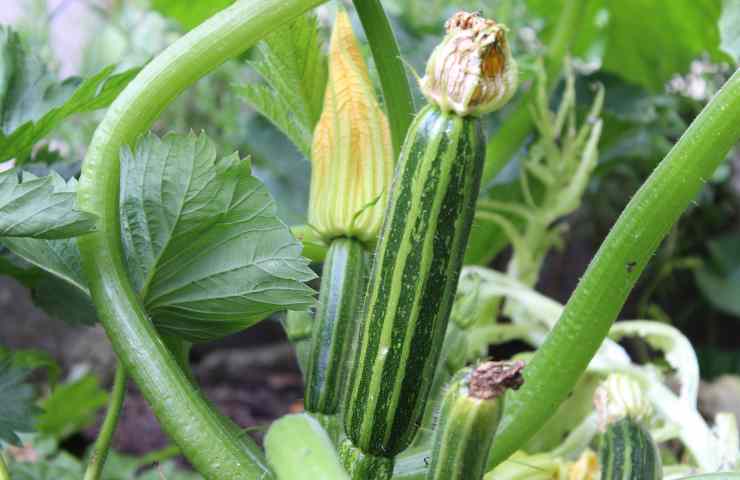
[36,374,108,441]
[149,0,233,31]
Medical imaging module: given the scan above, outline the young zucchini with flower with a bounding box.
[341,11,518,478]
[303,9,394,420]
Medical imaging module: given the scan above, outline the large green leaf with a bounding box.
[120,132,316,341]
[151,0,234,31]
[238,14,327,157]
[0,27,138,163]
[0,170,96,239]
[526,0,725,91]
[3,132,316,339]
[1,237,98,326]
[602,0,723,91]
[720,0,740,63]
[695,231,740,317]
[36,375,108,440]
[0,359,38,446]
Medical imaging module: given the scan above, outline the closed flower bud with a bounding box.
[420,11,518,117]
[594,374,653,429]
[308,10,393,244]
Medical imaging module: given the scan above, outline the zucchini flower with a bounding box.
[308,10,393,244]
[420,11,518,117]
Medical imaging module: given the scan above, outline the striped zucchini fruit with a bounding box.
[344,104,486,457]
[340,438,395,480]
[305,238,368,414]
[427,361,524,480]
[599,417,661,480]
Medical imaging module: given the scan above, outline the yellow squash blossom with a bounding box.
[308,9,393,244]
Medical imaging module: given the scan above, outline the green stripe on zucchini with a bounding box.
[599,417,661,480]
[344,104,486,457]
[305,238,368,414]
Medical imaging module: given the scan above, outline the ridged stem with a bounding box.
[352,0,416,157]
[488,69,740,468]
[75,1,327,478]
[480,0,585,186]
[83,363,127,480]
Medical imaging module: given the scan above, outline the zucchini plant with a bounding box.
[1,1,739,480]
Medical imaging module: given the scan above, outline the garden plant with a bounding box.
[0,0,739,479]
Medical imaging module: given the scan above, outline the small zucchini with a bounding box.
[427,361,524,480]
[305,238,368,414]
[599,417,661,480]
[596,374,662,480]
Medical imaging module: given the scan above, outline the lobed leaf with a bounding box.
[120,132,316,342]
[0,359,39,446]
[526,0,727,91]
[694,231,740,318]
[0,170,96,239]
[36,375,108,441]
[0,27,138,164]
[2,132,315,338]
[238,13,327,157]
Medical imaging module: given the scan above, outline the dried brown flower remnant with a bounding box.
[420,11,518,117]
[468,360,525,400]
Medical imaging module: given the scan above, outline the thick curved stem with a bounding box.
[353,0,416,157]
[75,1,326,478]
[488,70,740,468]
[481,0,585,187]
[84,363,126,480]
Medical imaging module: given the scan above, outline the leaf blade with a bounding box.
[120,132,316,342]
[0,170,97,239]
[0,26,138,163]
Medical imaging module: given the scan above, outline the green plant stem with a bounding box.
[291,225,327,262]
[488,69,740,469]
[84,363,127,480]
[352,0,416,157]
[481,0,584,187]
[0,452,9,480]
[75,1,327,478]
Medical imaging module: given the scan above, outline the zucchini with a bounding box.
[596,374,661,480]
[305,237,368,414]
[599,417,661,480]
[344,103,486,457]
[344,9,516,460]
[427,361,524,480]
[340,438,395,480]
[265,413,350,480]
